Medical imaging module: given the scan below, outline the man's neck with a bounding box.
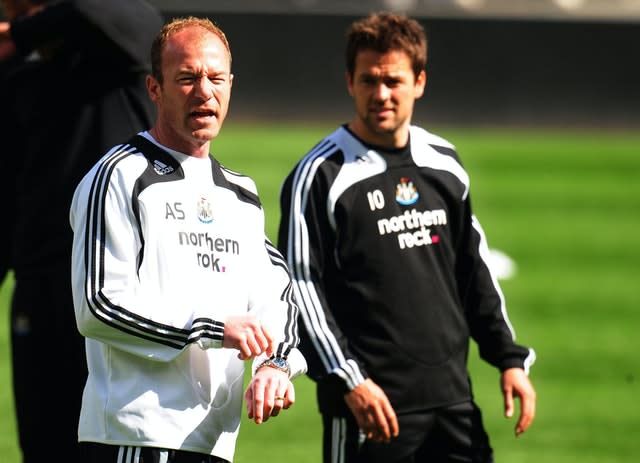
[149,127,211,158]
[347,121,409,150]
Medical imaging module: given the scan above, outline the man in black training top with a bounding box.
[278,12,537,463]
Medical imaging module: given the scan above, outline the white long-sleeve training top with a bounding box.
[70,132,305,461]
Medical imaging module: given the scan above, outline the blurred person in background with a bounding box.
[278,12,537,463]
[0,0,163,461]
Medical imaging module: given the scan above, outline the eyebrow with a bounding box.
[176,69,230,78]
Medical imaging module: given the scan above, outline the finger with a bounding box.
[238,339,253,360]
[261,394,278,422]
[271,395,285,417]
[364,411,379,440]
[372,406,391,441]
[374,396,399,442]
[243,322,267,355]
[251,384,265,424]
[261,379,286,423]
[364,425,374,441]
[503,385,514,419]
[283,381,295,409]
[244,331,264,357]
[244,386,254,420]
[516,395,536,436]
[516,410,528,435]
[352,411,369,436]
[266,380,291,419]
[371,430,389,443]
[368,425,383,442]
[257,325,274,355]
[383,401,399,438]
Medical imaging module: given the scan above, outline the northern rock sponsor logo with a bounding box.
[377,208,446,249]
[178,231,239,272]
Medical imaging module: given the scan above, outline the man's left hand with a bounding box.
[244,365,294,424]
[501,367,536,436]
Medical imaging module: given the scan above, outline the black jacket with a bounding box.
[0,0,163,279]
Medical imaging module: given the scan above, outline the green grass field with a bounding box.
[1,124,639,462]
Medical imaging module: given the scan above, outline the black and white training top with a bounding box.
[70,132,306,461]
[278,124,535,415]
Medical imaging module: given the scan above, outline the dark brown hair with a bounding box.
[346,12,427,78]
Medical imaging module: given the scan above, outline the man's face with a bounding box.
[147,26,232,155]
[346,49,425,148]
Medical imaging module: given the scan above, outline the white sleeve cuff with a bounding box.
[195,337,223,350]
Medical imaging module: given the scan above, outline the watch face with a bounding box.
[272,357,287,368]
[266,357,290,375]
[260,356,290,376]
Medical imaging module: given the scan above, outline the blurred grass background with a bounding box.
[1,123,639,462]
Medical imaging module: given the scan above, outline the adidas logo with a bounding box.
[153,159,175,175]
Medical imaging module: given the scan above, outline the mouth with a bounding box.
[190,109,217,120]
[372,107,394,117]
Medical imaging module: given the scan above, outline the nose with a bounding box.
[195,76,214,101]
[373,82,391,101]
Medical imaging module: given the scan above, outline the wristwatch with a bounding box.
[259,356,291,377]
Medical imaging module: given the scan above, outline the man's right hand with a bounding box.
[344,378,399,443]
[223,315,273,360]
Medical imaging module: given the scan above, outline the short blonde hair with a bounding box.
[150,16,231,84]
